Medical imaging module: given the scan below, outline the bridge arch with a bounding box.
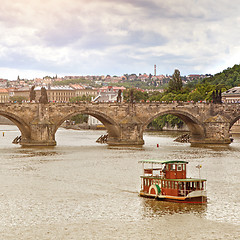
[229,115,240,131]
[0,111,31,140]
[54,109,121,140]
[143,110,206,141]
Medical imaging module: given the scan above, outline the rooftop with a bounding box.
[223,87,240,95]
[138,160,189,164]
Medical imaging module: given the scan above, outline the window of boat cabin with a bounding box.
[170,164,176,171]
[177,164,182,171]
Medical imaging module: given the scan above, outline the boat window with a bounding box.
[168,181,171,189]
[170,164,176,171]
[177,164,182,171]
[183,164,185,171]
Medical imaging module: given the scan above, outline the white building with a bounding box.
[88,86,125,128]
[222,87,240,133]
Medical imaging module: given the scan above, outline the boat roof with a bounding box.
[140,176,206,181]
[138,159,189,164]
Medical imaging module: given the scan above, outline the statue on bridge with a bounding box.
[212,90,222,104]
[130,89,134,103]
[39,87,48,104]
[117,89,122,103]
[30,86,36,102]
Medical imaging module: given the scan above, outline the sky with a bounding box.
[0,0,240,80]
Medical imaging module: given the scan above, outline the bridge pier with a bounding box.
[20,104,57,146]
[107,118,144,146]
[190,115,232,145]
[20,122,56,146]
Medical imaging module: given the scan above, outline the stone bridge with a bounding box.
[1,102,240,146]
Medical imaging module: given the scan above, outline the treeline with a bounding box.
[203,64,240,88]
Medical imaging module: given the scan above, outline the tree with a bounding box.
[168,69,183,92]
[71,114,88,124]
[149,114,184,130]
[160,93,175,102]
[123,89,149,102]
[9,96,28,103]
[70,95,93,102]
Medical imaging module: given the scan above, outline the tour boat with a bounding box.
[139,160,207,204]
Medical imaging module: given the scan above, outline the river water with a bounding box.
[0,125,239,239]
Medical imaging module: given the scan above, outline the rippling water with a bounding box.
[0,125,239,239]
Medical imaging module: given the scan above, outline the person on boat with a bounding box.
[162,165,166,178]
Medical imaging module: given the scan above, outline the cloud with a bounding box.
[0,0,240,79]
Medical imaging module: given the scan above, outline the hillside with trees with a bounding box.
[202,64,240,88]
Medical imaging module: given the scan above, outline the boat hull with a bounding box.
[139,191,207,204]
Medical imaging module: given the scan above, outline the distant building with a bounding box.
[11,86,75,102]
[222,87,240,103]
[98,86,126,93]
[222,87,240,133]
[95,86,125,102]
[0,79,8,88]
[70,84,98,97]
[187,74,209,81]
[0,89,9,103]
[88,86,125,128]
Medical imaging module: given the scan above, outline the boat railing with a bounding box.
[178,187,205,196]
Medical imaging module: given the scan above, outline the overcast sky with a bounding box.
[0,0,240,80]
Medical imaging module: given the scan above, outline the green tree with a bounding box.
[174,93,188,102]
[150,114,184,130]
[9,96,28,103]
[123,89,148,102]
[70,95,93,102]
[168,69,183,92]
[187,90,204,102]
[71,114,88,124]
[160,93,175,102]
